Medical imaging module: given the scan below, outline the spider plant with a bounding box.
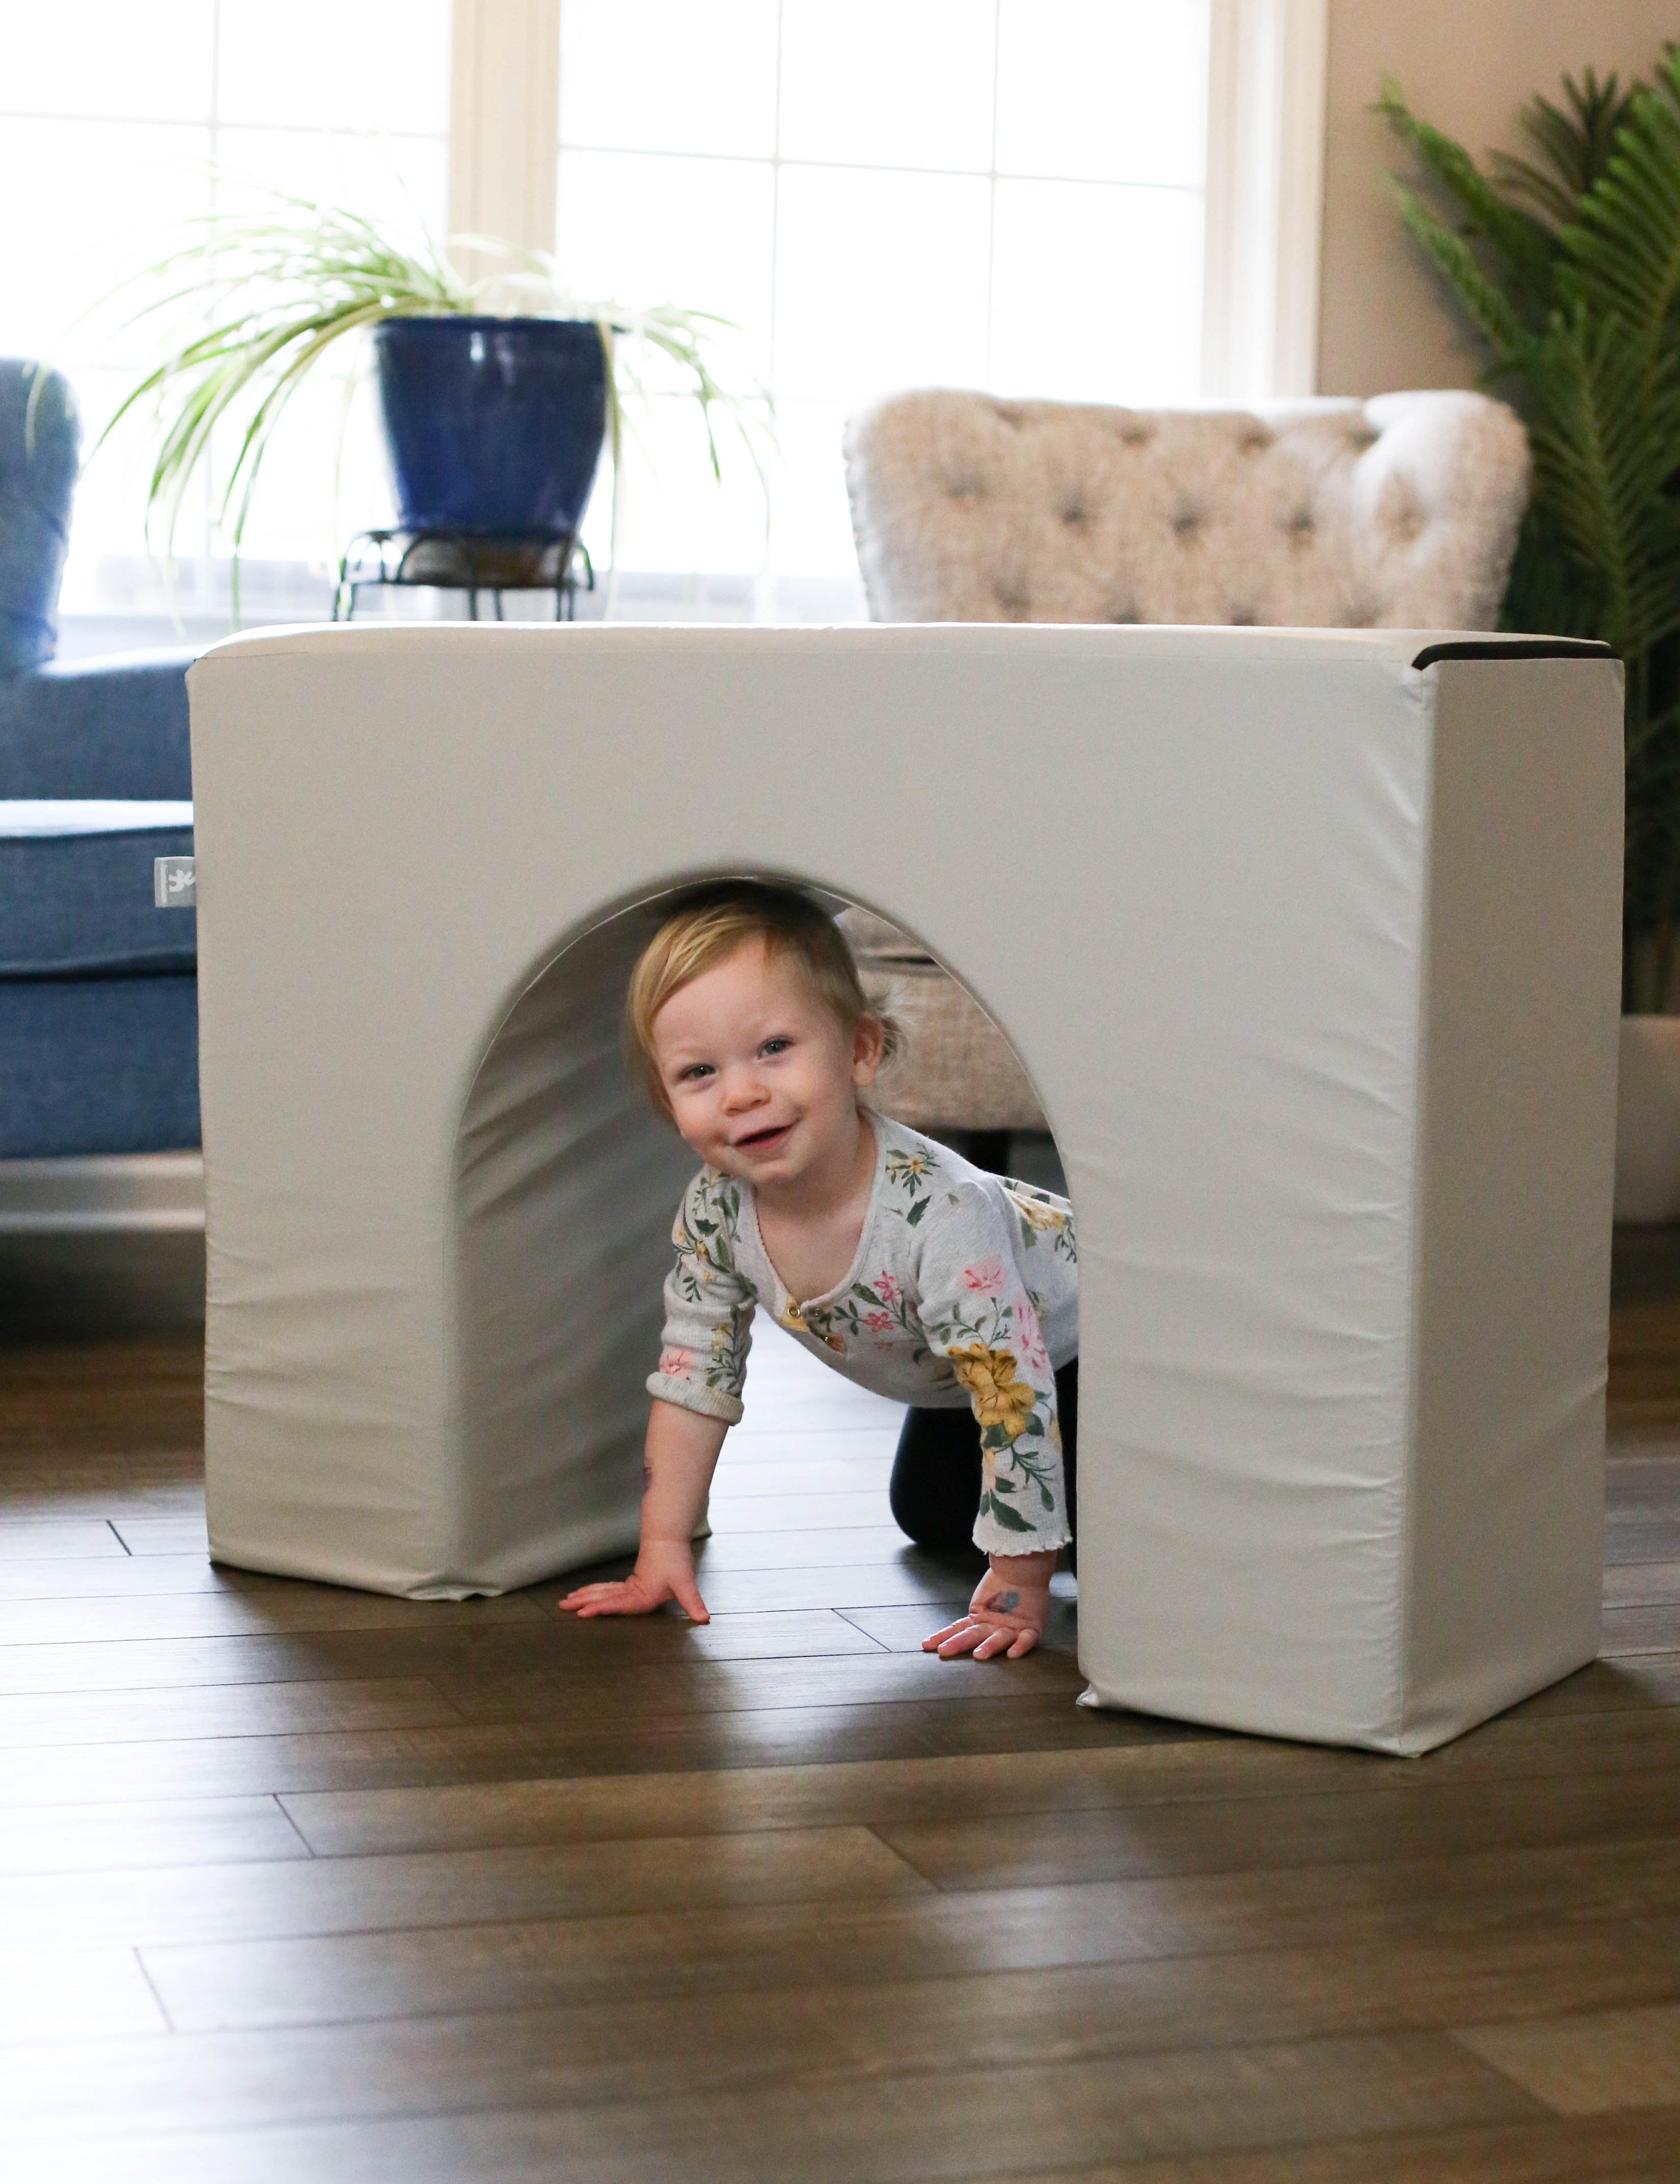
[95,186,771,613]
[1379,56,1680,1009]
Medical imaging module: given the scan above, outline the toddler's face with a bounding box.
[651,938,881,1186]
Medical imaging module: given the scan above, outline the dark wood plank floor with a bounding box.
[2,1277,1678,2183]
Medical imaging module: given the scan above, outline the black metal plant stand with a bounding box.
[332,530,595,622]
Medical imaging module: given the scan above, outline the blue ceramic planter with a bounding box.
[373,316,608,537]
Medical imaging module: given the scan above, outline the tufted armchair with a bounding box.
[845,388,1529,630]
[842,388,1533,1153]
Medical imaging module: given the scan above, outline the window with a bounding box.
[1,1,1324,636]
[0,1,450,629]
[555,1,1214,602]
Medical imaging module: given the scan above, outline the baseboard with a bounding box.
[0,1152,204,1235]
[0,1155,205,1336]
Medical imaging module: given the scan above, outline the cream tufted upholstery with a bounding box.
[841,387,1533,1142]
[844,389,1530,631]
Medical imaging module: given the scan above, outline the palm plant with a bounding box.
[96,187,769,608]
[1380,54,1680,1008]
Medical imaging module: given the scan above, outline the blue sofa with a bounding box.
[0,358,200,1158]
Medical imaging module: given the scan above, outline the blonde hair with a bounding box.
[627,881,901,1118]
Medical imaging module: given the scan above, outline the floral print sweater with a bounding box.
[647,1116,1077,1555]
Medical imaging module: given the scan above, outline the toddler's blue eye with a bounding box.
[761,1037,791,1056]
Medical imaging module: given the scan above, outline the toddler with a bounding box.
[558,882,1077,1659]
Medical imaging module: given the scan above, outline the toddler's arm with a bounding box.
[913,1183,1072,1559]
[557,1399,725,1621]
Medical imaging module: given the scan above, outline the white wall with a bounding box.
[1318,1,1679,395]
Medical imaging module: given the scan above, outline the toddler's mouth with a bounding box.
[735,1122,793,1152]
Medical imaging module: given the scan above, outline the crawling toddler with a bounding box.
[557,881,1077,1659]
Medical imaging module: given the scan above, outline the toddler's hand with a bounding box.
[557,1541,709,1622]
[922,1563,1050,1661]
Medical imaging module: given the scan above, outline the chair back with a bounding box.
[845,389,1529,631]
[0,360,80,677]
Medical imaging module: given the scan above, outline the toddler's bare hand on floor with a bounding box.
[923,1572,1049,1660]
[557,1542,709,1621]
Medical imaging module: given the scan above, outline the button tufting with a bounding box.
[857,388,1521,635]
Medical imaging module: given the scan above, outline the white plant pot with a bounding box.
[1615,1015,1680,1223]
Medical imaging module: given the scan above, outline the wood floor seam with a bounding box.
[831,1609,900,1653]
[129,1947,179,2039]
[0,2022,1560,2150]
[270,1794,318,1862]
[96,1914,1680,2046]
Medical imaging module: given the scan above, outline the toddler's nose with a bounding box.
[719,1063,767,1111]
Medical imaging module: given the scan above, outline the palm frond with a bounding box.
[1387,183,1530,358]
[1381,52,1680,986]
[1500,503,1605,638]
[1559,58,1680,346]
[1376,76,1556,316]
[1492,69,1643,227]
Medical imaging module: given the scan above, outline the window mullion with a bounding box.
[449,0,563,276]
[1201,0,1328,401]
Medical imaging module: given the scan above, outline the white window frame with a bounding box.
[1202,0,1330,400]
[449,0,561,269]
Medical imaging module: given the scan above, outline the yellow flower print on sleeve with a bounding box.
[1003,1183,1077,1263]
[947,1343,1040,1441]
[1006,1190,1064,1233]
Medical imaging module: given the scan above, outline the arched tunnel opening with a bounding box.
[450,872,1074,1628]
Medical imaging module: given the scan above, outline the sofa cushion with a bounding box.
[0,972,199,1156]
[0,801,194,975]
[0,649,195,799]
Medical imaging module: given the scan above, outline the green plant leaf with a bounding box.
[1492,69,1644,229]
[1379,53,1680,988]
[1377,75,1556,316]
[1387,183,1531,356]
[1559,60,1680,345]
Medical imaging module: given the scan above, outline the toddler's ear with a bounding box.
[851,1013,886,1087]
